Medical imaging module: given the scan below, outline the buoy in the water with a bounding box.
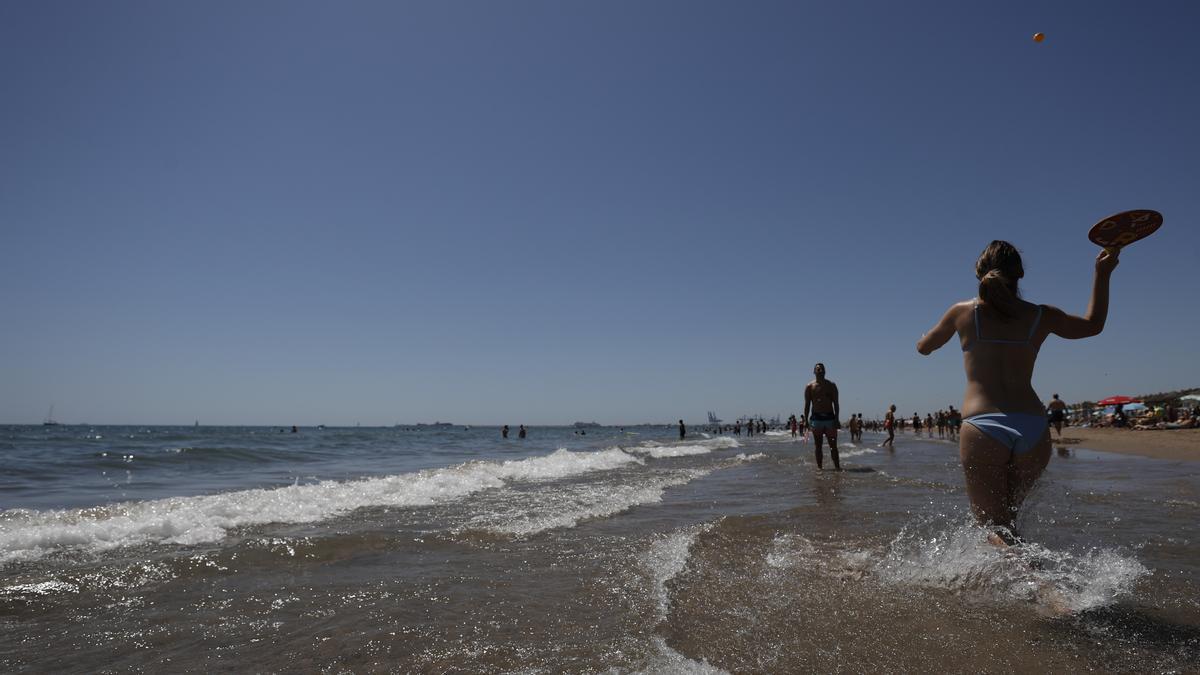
[1033,32,1045,43]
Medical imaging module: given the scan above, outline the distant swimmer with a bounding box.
[518,425,527,439]
[502,424,509,439]
[803,363,841,470]
[918,240,1119,546]
[882,405,896,448]
[1047,394,1068,439]
[678,419,686,440]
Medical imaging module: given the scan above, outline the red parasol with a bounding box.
[1096,395,1139,406]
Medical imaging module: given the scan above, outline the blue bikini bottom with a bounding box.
[962,413,1048,455]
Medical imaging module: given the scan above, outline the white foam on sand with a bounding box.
[629,437,740,459]
[465,470,710,537]
[634,637,730,675]
[0,447,644,564]
[631,524,729,674]
[643,524,712,621]
[765,533,818,570]
[836,447,879,459]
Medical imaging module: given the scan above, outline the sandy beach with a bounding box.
[1054,426,1200,462]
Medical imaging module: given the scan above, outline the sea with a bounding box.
[2,424,1198,673]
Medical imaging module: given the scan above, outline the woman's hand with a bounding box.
[1096,248,1120,275]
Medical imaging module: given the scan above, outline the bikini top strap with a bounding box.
[972,302,982,339]
[1027,304,1044,340]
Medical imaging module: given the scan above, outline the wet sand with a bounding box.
[1052,427,1200,462]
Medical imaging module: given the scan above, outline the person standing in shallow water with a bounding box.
[803,363,841,470]
[518,425,527,439]
[678,419,686,440]
[501,425,509,439]
[1047,394,1068,439]
[918,240,1119,545]
[882,405,896,448]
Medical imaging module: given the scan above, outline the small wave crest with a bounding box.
[630,524,729,674]
[836,447,878,459]
[0,447,643,564]
[630,437,740,459]
[465,469,709,538]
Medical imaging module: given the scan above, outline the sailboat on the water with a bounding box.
[43,404,59,426]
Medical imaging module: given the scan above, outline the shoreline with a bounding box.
[1051,426,1200,462]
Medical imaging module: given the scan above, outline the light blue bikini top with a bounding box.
[962,302,1043,352]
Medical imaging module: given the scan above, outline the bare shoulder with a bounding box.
[950,299,975,316]
[936,300,974,325]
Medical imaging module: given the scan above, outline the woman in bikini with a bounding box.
[917,241,1119,544]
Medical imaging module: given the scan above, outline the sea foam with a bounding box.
[630,437,740,459]
[631,524,729,674]
[466,470,709,537]
[0,447,642,564]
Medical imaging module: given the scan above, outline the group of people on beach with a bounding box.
[495,238,1120,549]
[708,418,774,436]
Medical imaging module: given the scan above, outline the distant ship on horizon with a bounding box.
[43,404,59,426]
[573,421,600,428]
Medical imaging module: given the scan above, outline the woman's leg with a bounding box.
[1007,428,1051,519]
[959,423,1016,529]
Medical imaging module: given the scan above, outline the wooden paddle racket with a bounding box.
[1088,209,1163,252]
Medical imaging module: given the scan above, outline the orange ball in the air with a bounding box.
[1033,32,1045,43]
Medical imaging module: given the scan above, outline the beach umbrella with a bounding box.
[1122,402,1147,411]
[1096,395,1139,406]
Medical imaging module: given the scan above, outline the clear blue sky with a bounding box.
[2,1,1197,425]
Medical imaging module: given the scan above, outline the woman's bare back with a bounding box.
[956,299,1048,417]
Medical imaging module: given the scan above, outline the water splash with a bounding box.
[875,515,1149,615]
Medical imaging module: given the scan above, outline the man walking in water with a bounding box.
[678,419,686,440]
[1047,394,1068,439]
[882,405,896,448]
[803,363,841,471]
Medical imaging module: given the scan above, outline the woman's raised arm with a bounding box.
[1045,249,1120,339]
